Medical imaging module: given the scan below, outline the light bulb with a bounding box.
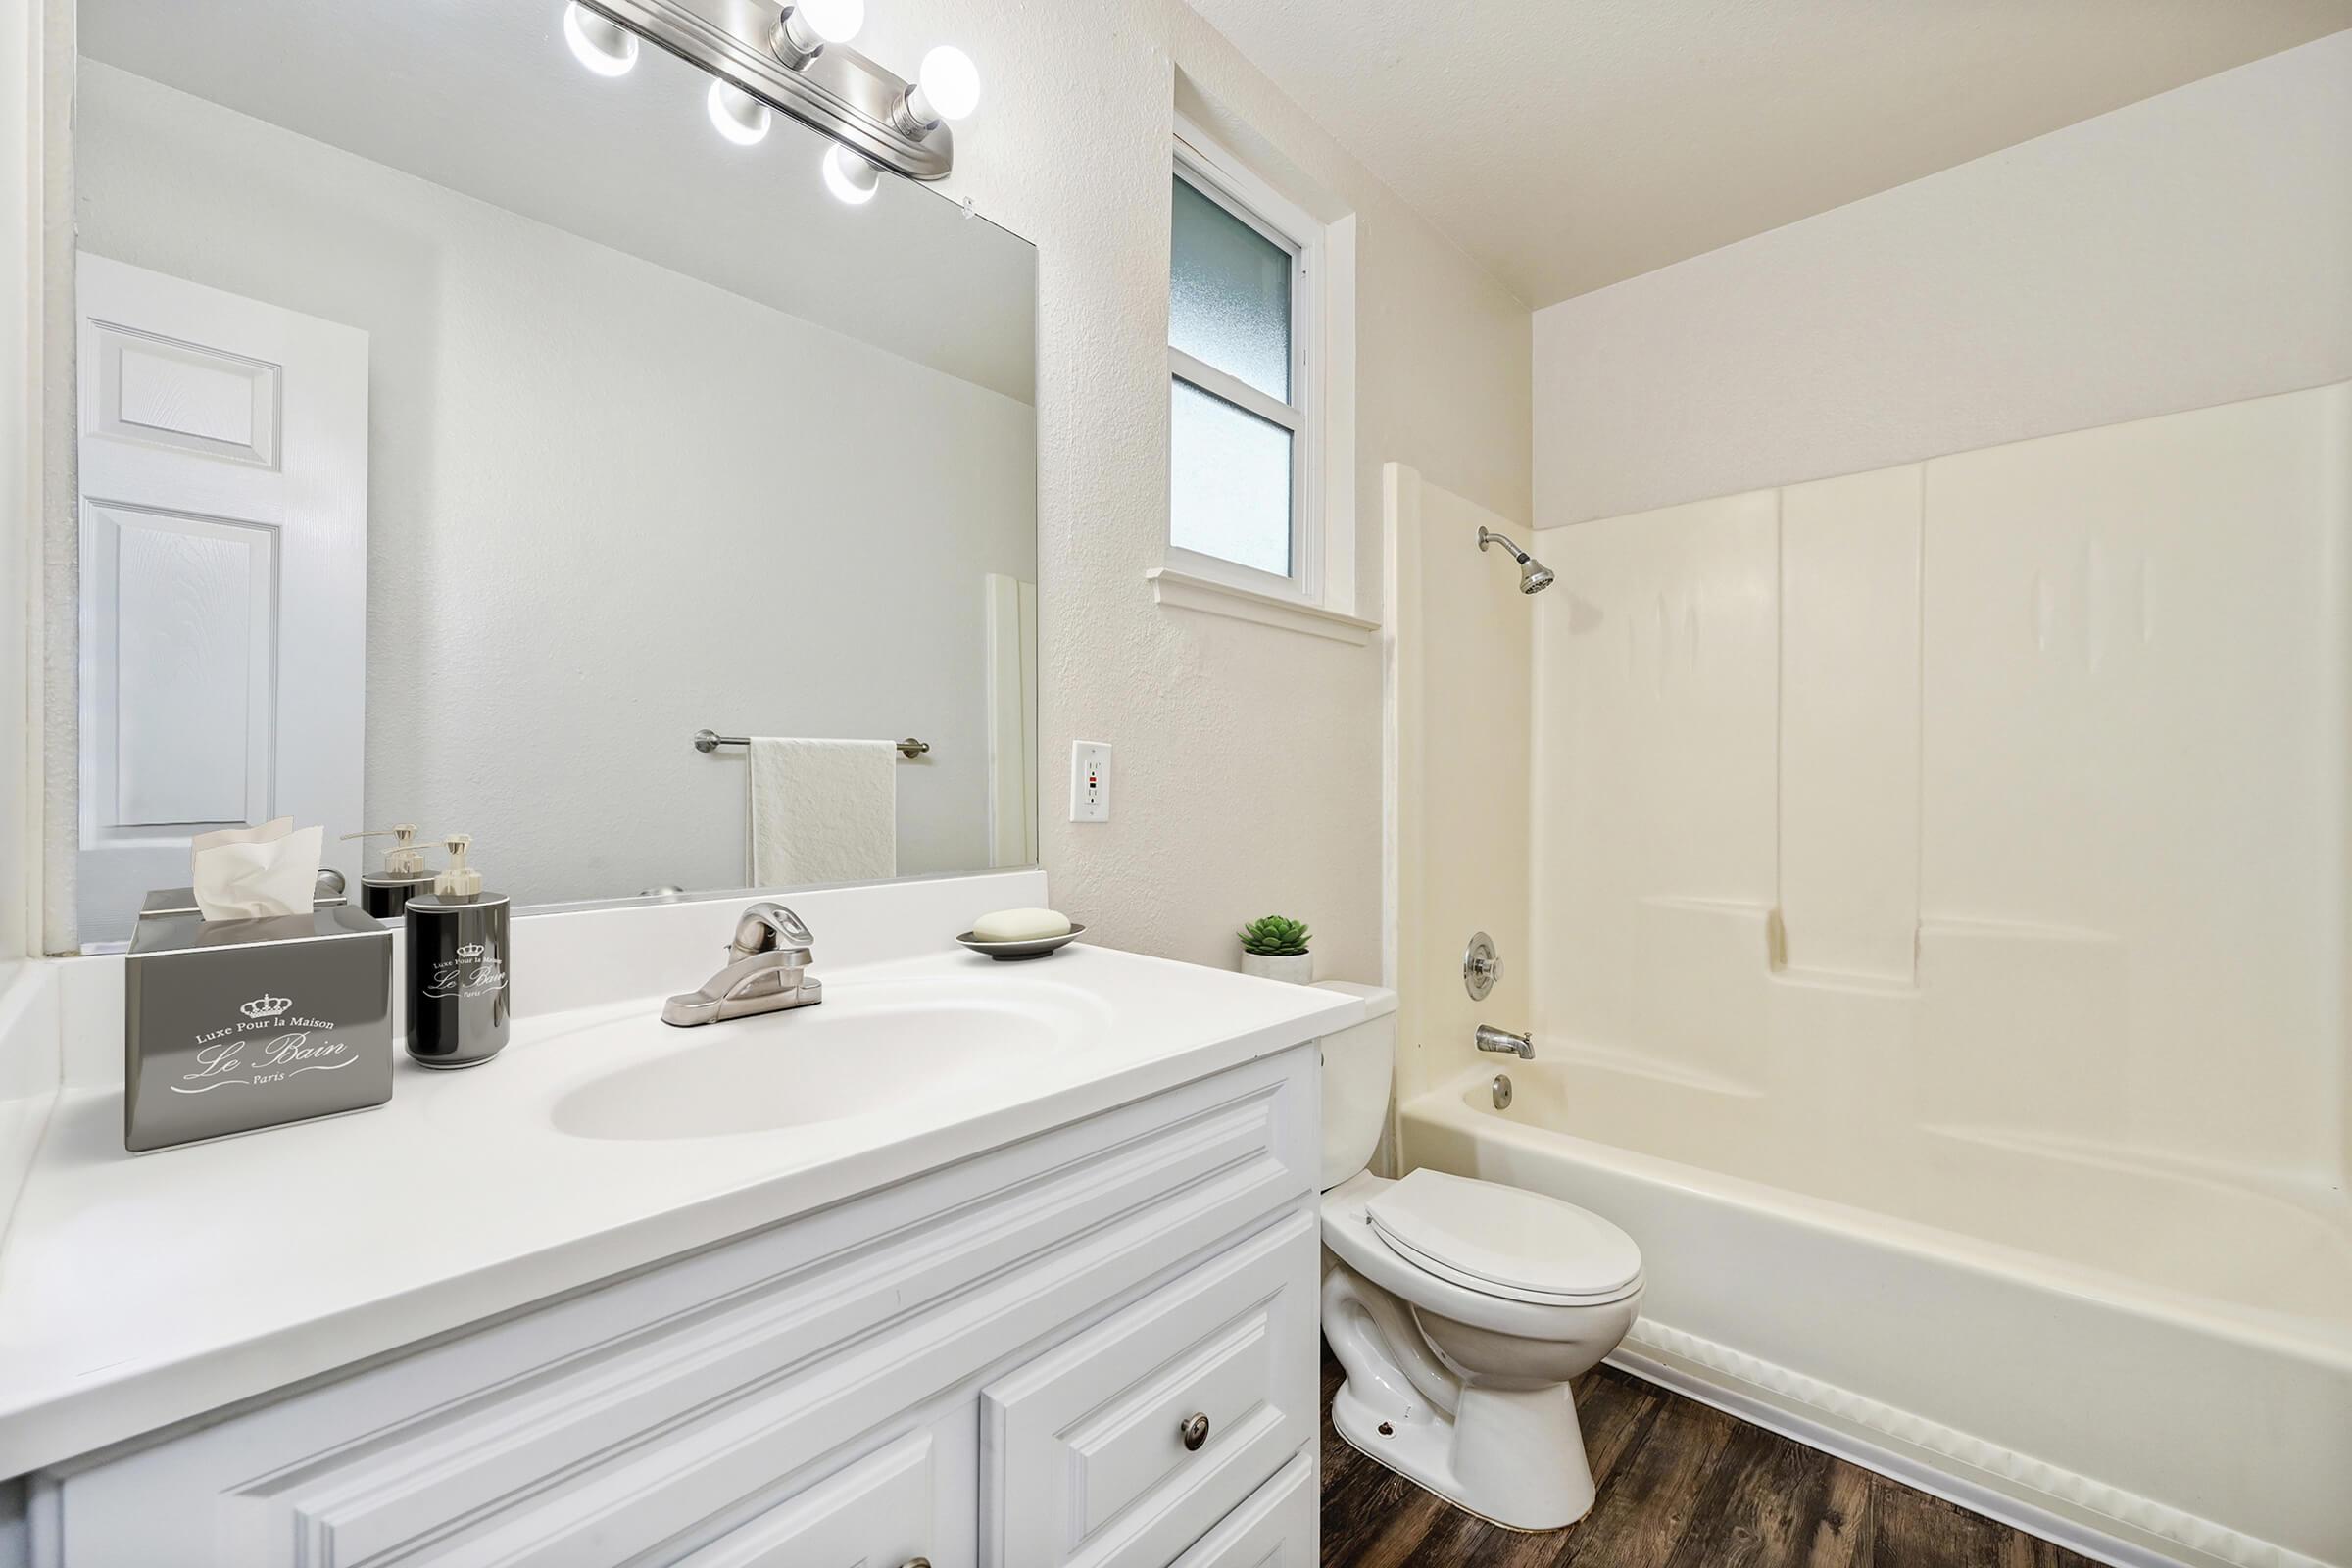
[706,80,771,146]
[770,0,859,67]
[916,45,980,121]
[796,0,863,45]
[822,143,879,205]
[563,2,638,77]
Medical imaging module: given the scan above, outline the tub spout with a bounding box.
[1476,1024,1535,1059]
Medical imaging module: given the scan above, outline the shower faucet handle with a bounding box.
[1463,931,1502,1000]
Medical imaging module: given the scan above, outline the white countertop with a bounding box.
[0,944,1360,1476]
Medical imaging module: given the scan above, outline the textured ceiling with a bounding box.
[1183,0,2352,306]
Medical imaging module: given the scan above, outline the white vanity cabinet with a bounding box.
[28,1048,1322,1568]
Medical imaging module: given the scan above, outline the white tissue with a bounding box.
[191,817,325,921]
[189,816,294,858]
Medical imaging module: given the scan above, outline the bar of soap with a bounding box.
[972,906,1072,943]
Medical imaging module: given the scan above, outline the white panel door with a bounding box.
[76,253,368,945]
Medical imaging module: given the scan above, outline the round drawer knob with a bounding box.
[1179,1411,1210,1451]
[902,1559,931,1568]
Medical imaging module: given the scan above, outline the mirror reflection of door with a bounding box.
[74,253,368,948]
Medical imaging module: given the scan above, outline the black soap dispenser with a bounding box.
[404,833,511,1069]
[343,823,438,918]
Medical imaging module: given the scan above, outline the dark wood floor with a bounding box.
[1319,1348,2100,1567]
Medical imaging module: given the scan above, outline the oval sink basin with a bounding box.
[551,981,1107,1141]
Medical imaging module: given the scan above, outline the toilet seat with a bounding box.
[1365,1169,1642,1306]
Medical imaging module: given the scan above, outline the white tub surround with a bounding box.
[0,871,1357,1567]
[1383,466,1534,1110]
[1393,380,2352,1568]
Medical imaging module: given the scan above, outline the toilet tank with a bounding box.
[1312,981,1399,1190]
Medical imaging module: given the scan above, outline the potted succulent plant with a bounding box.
[1237,915,1313,984]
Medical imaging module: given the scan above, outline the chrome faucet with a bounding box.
[1474,1023,1535,1059]
[662,902,824,1027]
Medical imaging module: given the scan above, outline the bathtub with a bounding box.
[1400,1059,2352,1568]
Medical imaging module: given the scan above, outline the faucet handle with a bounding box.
[731,901,813,960]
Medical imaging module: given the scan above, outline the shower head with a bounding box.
[1478,526,1556,595]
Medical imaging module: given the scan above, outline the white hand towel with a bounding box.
[748,738,897,887]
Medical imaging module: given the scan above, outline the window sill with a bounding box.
[1146,566,1377,646]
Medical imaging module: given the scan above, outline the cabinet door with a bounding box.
[981,1212,1318,1568]
[1169,1455,1315,1568]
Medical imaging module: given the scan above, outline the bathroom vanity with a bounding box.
[0,874,1355,1566]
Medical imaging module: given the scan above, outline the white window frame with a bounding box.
[1158,114,1364,643]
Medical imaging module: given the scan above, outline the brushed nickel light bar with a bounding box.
[564,0,977,184]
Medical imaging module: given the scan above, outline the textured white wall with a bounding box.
[31,0,67,955]
[830,0,1532,980]
[1534,30,2352,525]
[74,64,1037,909]
[3,35,54,1555]
[0,0,34,969]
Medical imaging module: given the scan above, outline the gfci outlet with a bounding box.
[1070,741,1111,822]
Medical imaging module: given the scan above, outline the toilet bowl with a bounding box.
[1311,984,1643,1531]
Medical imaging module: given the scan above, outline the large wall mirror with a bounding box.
[54,0,1039,949]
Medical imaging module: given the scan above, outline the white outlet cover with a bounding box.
[1071,741,1111,822]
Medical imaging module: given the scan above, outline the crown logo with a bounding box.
[241,993,294,1020]
[457,942,486,960]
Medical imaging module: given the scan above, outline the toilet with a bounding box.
[1313,982,1644,1532]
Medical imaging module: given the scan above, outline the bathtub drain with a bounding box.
[1492,1073,1513,1109]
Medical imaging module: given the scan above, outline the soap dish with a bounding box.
[956,923,1086,961]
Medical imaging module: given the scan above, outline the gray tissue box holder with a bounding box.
[125,904,394,1153]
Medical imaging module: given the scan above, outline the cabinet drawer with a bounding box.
[981,1212,1318,1568]
[1169,1454,1316,1568]
[675,1426,958,1568]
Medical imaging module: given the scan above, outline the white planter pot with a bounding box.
[1241,951,1313,985]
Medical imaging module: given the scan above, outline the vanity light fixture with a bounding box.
[892,44,981,133]
[706,79,772,145]
[822,143,880,205]
[768,0,863,69]
[563,1,639,76]
[562,0,974,185]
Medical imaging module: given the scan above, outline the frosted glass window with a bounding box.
[1170,379,1293,577]
[1168,153,1308,589]
[1171,175,1291,401]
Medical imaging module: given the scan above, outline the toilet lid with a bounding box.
[1366,1169,1642,1304]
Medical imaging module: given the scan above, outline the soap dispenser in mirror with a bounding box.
[403,834,511,1069]
[343,824,437,918]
